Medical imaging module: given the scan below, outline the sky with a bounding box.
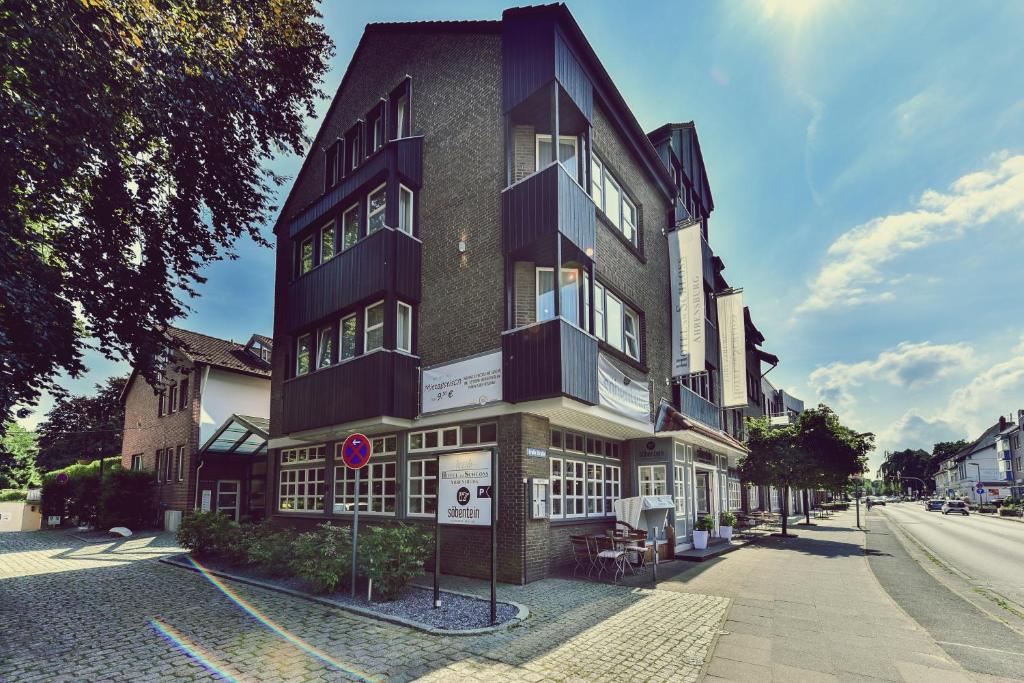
[21,0,1024,475]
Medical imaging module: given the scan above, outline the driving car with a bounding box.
[942,500,969,516]
[925,499,944,511]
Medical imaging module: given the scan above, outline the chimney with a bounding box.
[1018,409,1024,428]
[999,415,1007,431]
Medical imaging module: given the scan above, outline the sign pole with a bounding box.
[434,455,441,609]
[490,447,498,626]
[351,465,360,599]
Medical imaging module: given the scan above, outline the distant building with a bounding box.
[119,327,271,529]
[995,411,1024,499]
[932,419,1014,503]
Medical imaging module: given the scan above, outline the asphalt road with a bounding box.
[866,505,1024,679]
[879,502,1024,608]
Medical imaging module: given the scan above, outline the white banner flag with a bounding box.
[668,223,705,377]
[717,290,747,407]
[597,353,650,423]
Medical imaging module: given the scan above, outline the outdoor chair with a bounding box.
[594,534,626,584]
[623,531,647,574]
[570,535,596,578]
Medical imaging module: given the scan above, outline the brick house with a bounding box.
[120,327,272,529]
[267,4,788,583]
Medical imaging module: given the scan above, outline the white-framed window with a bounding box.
[371,435,397,456]
[623,307,640,360]
[165,447,175,483]
[594,282,606,340]
[168,384,178,414]
[295,334,312,376]
[350,131,361,171]
[536,267,579,324]
[407,459,438,517]
[397,302,412,353]
[395,94,408,138]
[320,220,336,262]
[367,183,386,234]
[339,314,357,361]
[729,479,742,511]
[299,236,314,275]
[770,487,780,511]
[639,464,667,496]
[155,449,163,482]
[535,134,578,180]
[564,460,585,518]
[278,467,326,512]
[622,195,637,245]
[177,445,185,482]
[606,293,623,352]
[591,154,639,247]
[131,454,142,471]
[333,461,396,515]
[605,464,621,515]
[586,463,604,515]
[364,301,384,352]
[604,174,621,230]
[590,157,604,208]
[316,325,333,369]
[748,485,760,510]
[550,458,564,518]
[398,185,414,235]
[673,465,687,518]
[408,423,496,452]
[592,286,641,361]
[342,204,359,251]
[372,116,384,152]
[280,445,326,465]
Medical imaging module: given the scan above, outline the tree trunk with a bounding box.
[804,489,810,525]
[782,485,789,536]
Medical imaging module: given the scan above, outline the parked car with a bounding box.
[942,500,970,516]
[925,500,944,511]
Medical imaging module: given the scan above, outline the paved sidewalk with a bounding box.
[648,511,979,682]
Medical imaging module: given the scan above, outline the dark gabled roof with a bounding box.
[952,422,1001,461]
[365,19,500,34]
[648,122,716,214]
[744,307,765,346]
[167,327,272,378]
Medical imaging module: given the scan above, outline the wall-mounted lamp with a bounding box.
[458,240,467,253]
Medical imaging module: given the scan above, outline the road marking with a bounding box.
[936,641,1024,657]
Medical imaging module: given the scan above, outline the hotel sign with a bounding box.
[437,450,493,527]
[421,351,502,413]
[717,290,747,408]
[668,222,705,377]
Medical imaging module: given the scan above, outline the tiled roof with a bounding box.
[951,421,1002,462]
[168,327,271,378]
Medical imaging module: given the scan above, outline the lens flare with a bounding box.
[184,556,379,683]
[149,618,241,683]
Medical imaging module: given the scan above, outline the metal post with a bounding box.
[351,466,360,598]
[490,447,498,625]
[434,455,441,608]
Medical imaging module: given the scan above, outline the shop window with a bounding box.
[550,458,564,518]
[316,325,333,369]
[564,460,585,518]
[673,465,687,519]
[278,466,326,512]
[407,459,437,516]
[408,423,497,452]
[341,204,359,251]
[586,463,604,515]
[333,460,395,514]
[367,183,386,234]
[295,334,312,376]
[638,465,667,496]
[364,301,384,352]
[397,301,412,353]
[398,185,414,235]
[605,465,621,515]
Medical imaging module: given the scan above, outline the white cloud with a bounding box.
[892,86,963,138]
[808,340,975,409]
[798,151,1024,312]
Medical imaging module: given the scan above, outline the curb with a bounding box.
[159,555,529,636]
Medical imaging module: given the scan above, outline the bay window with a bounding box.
[367,183,386,234]
[395,94,408,138]
[364,301,384,352]
[397,302,412,353]
[398,185,414,235]
[536,267,579,324]
[295,334,311,376]
[536,134,578,180]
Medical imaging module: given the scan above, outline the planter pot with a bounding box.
[693,530,709,550]
[719,526,733,542]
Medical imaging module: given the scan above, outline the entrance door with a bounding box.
[696,471,711,517]
[216,480,240,522]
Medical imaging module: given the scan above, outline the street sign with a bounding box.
[976,485,985,495]
[341,433,372,470]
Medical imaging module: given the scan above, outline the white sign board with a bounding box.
[598,353,650,423]
[437,450,492,526]
[200,490,212,512]
[421,351,502,413]
[47,515,61,525]
[717,290,747,407]
[668,223,705,377]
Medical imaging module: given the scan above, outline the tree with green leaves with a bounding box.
[0,0,333,438]
[0,422,40,488]
[35,376,127,473]
[879,448,931,495]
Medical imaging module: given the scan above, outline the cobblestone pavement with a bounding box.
[0,531,728,682]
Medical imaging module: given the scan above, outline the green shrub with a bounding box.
[695,515,715,533]
[289,523,352,593]
[98,469,157,529]
[0,489,28,502]
[978,504,997,514]
[244,521,297,576]
[999,505,1022,517]
[358,524,432,602]
[176,510,242,558]
[719,511,737,527]
[40,457,121,525]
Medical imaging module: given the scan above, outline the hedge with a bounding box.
[41,457,156,528]
[0,489,28,502]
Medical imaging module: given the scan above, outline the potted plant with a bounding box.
[719,511,737,541]
[693,515,715,550]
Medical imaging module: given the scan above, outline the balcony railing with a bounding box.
[502,317,598,405]
[502,162,596,257]
[678,385,721,431]
[284,227,421,333]
[281,351,418,435]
